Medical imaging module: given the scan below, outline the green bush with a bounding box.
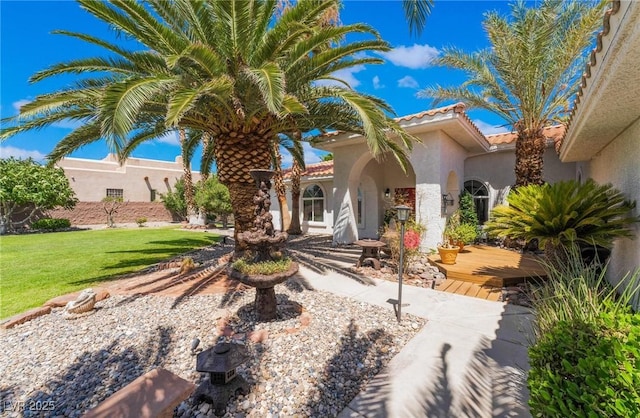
[485,180,638,263]
[136,217,148,227]
[31,218,71,231]
[231,258,292,275]
[528,310,640,417]
[528,248,640,417]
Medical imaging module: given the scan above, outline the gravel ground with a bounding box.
[0,277,425,417]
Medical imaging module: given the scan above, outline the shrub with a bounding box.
[528,311,640,417]
[231,258,292,275]
[485,180,638,264]
[528,249,640,417]
[31,218,71,231]
[530,248,640,339]
[136,217,147,227]
[180,256,196,273]
[458,190,479,226]
[381,219,425,272]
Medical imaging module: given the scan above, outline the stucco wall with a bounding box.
[465,146,577,209]
[57,155,200,202]
[48,202,177,225]
[589,118,640,306]
[270,178,334,235]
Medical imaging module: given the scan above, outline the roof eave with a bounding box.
[560,0,640,162]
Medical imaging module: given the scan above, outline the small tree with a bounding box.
[0,157,77,234]
[195,176,233,228]
[458,190,479,226]
[160,178,189,221]
[102,196,125,228]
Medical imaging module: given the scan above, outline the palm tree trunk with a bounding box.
[179,129,199,224]
[515,127,546,187]
[215,132,272,254]
[287,158,303,235]
[272,142,291,231]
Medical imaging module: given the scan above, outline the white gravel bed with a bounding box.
[0,281,425,417]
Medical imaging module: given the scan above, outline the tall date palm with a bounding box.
[1,0,415,252]
[419,0,607,187]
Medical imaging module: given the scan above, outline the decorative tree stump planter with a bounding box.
[228,169,298,321]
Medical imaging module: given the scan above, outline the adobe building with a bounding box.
[49,154,200,225]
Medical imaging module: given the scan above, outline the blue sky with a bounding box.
[0,0,514,170]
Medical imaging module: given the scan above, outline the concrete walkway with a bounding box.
[294,265,533,418]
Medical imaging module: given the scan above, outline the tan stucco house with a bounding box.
[57,153,199,202]
[559,0,640,307]
[274,104,576,250]
[49,154,200,225]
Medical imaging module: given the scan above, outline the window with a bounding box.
[150,189,157,202]
[464,180,489,223]
[302,184,324,222]
[357,188,364,227]
[106,188,124,199]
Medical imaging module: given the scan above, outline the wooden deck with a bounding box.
[435,279,503,301]
[427,245,546,287]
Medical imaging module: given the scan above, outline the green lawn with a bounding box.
[0,227,220,319]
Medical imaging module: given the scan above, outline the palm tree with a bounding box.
[287,138,304,235]
[402,0,434,37]
[178,128,199,224]
[1,0,415,253]
[419,0,607,187]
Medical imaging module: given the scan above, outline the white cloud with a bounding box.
[0,145,46,161]
[397,75,419,89]
[379,44,440,69]
[314,65,366,88]
[281,142,323,167]
[472,119,510,136]
[12,99,31,113]
[372,75,384,90]
[154,131,180,146]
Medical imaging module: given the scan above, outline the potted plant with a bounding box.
[437,236,460,265]
[438,217,460,264]
[448,222,478,251]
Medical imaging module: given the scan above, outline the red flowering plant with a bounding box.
[380,219,425,273]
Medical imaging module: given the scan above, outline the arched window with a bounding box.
[464,180,489,224]
[303,184,324,222]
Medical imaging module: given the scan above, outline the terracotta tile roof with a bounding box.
[486,125,566,148]
[283,160,333,179]
[559,0,621,149]
[321,102,485,139]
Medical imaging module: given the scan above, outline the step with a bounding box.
[82,368,195,418]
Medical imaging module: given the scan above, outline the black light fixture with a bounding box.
[442,193,454,214]
[384,188,391,199]
[394,204,411,322]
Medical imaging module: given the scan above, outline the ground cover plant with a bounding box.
[0,227,219,319]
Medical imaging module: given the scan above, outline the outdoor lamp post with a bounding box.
[394,205,411,322]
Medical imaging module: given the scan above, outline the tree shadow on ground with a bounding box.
[303,319,391,417]
[413,336,529,418]
[16,326,173,417]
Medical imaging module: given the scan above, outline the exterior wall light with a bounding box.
[442,193,454,214]
[384,188,391,199]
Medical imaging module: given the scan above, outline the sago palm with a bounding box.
[485,180,639,263]
[0,0,415,252]
[419,0,607,186]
